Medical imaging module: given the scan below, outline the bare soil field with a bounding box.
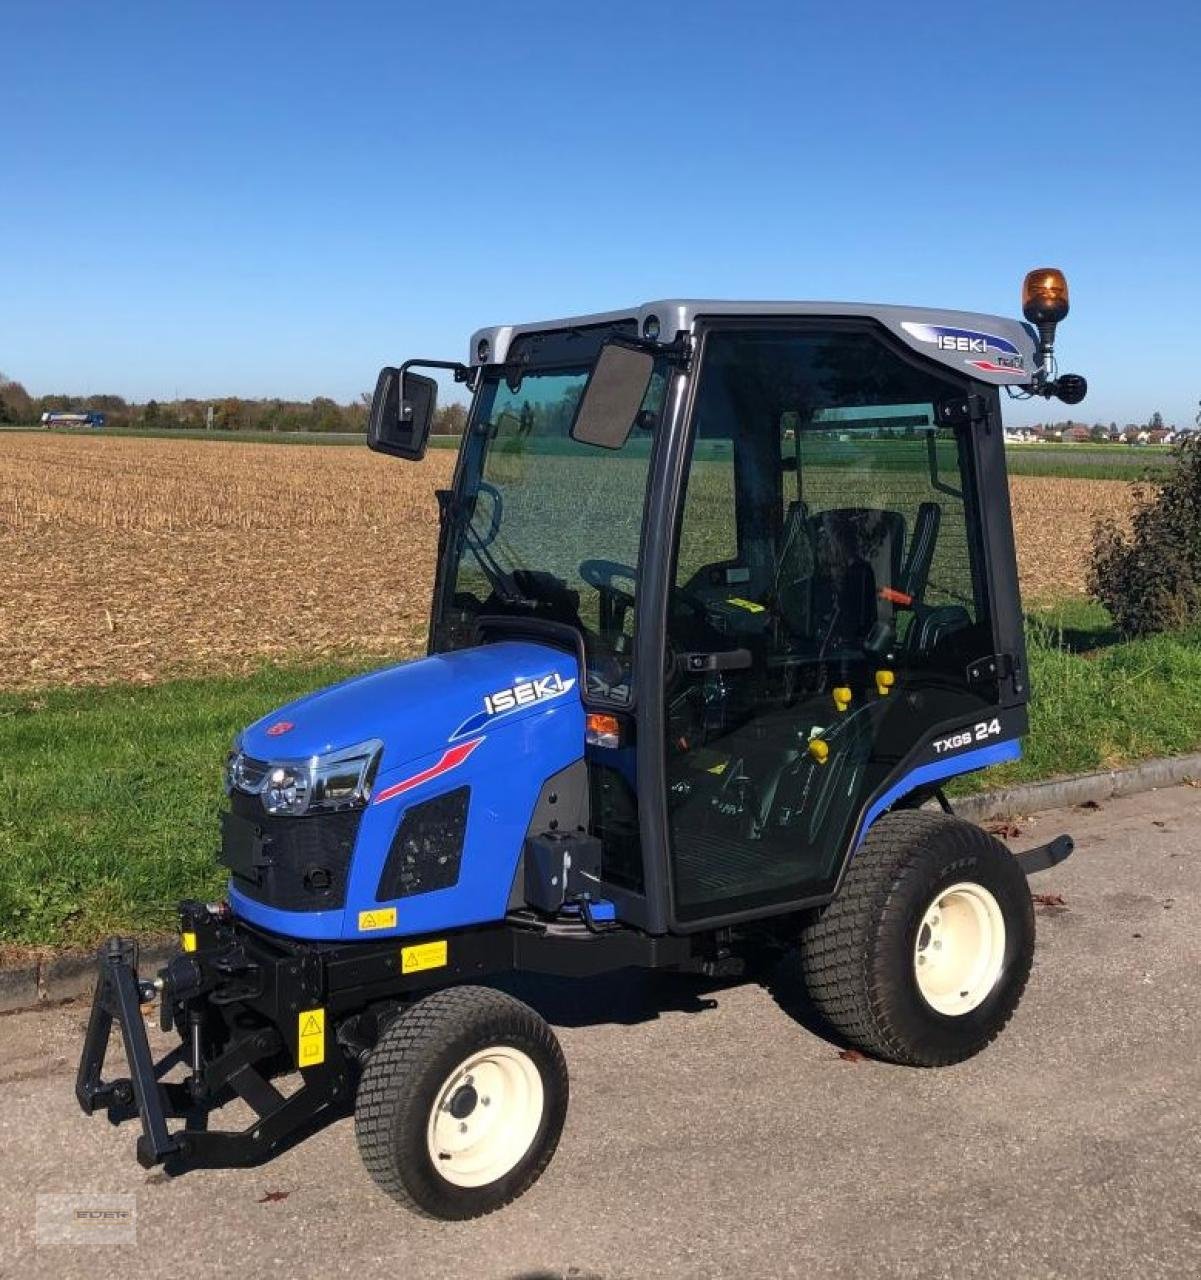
[1,434,1134,691]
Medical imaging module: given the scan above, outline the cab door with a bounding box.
[660,321,1011,926]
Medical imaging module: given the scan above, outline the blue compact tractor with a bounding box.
[78,271,1086,1218]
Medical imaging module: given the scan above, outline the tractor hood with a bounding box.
[238,641,581,773]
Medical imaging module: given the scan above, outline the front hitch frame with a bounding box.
[75,932,353,1172]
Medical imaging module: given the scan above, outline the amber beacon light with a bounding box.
[1022,268,1070,325]
[1021,266,1086,405]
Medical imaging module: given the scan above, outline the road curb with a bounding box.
[950,751,1201,822]
[0,936,176,1017]
[2,754,1199,1016]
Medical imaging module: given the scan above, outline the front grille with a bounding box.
[223,790,362,912]
[376,787,470,902]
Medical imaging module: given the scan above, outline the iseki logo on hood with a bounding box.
[484,672,575,716]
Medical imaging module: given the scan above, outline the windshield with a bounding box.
[431,360,667,704]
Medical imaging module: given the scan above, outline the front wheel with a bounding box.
[800,811,1035,1066]
[354,986,569,1219]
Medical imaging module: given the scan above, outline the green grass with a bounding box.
[0,659,383,949]
[5,604,1201,948]
[950,599,1201,793]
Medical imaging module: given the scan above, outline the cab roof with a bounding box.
[469,299,1038,385]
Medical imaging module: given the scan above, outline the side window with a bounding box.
[664,327,999,923]
[674,435,739,590]
[779,413,989,675]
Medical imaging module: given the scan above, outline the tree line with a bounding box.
[0,375,468,436]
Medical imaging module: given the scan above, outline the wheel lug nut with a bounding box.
[482,1097,491,1106]
[459,1122,468,1133]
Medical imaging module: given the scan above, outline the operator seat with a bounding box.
[809,508,905,648]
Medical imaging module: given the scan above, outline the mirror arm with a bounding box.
[617,332,694,370]
[400,358,472,383]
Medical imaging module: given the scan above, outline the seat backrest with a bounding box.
[809,508,905,641]
[899,501,941,605]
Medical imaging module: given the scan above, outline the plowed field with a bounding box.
[0,434,1133,690]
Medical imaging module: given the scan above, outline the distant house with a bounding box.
[1148,428,1173,445]
[1062,425,1092,443]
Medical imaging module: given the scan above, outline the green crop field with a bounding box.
[6,423,1177,479]
[1003,445,1173,481]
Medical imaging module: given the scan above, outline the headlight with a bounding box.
[228,738,383,817]
[263,763,310,814]
[224,735,244,795]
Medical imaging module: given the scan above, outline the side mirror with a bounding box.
[570,341,656,450]
[367,366,437,460]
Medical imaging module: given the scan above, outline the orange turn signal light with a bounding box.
[1022,268,1070,326]
[586,712,622,748]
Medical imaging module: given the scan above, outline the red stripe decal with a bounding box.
[372,738,484,805]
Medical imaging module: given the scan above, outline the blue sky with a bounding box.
[2,0,1198,426]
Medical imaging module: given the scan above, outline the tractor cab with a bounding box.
[368,283,1081,935]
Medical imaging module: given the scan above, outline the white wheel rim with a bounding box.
[426,1047,544,1188]
[913,881,1006,1016]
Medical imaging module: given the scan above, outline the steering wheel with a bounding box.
[579,559,637,606]
[579,559,637,637]
[466,481,503,551]
[579,559,715,629]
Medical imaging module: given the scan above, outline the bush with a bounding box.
[1089,434,1201,635]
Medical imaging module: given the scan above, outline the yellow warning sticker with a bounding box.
[297,1007,325,1067]
[181,931,197,953]
[358,907,397,932]
[727,597,765,613]
[706,761,728,775]
[401,940,448,974]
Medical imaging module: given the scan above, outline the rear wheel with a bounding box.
[799,810,1035,1066]
[354,986,569,1219]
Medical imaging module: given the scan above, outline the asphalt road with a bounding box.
[3,786,1199,1279]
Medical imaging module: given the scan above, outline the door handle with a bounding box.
[679,648,752,674]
